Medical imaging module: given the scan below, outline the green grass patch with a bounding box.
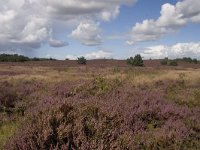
[0,121,20,149]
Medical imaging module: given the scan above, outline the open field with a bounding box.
[0,60,200,149]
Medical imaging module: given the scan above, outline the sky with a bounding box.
[0,0,200,60]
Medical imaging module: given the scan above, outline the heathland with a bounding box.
[0,59,200,149]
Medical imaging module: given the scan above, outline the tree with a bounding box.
[77,57,87,64]
[127,54,144,67]
[0,54,29,62]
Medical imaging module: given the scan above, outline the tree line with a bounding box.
[0,54,56,62]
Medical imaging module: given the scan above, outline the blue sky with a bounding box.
[0,0,200,59]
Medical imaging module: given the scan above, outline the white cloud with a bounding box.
[45,0,134,16]
[100,6,120,21]
[140,42,200,59]
[85,50,112,59]
[128,0,200,44]
[0,1,50,49]
[65,54,78,60]
[49,38,68,48]
[70,21,102,46]
[140,45,167,59]
[0,0,136,50]
[157,3,187,28]
[127,19,168,45]
[65,50,112,60]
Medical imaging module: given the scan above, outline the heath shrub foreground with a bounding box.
[0,64,200,150]
[5,80,200,150]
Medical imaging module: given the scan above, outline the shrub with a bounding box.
[160,59,168,65]
[177,57,198,64]
[0,82,18,109]
[182,57,193,63]
[127,57,134,65]
[6,103,124,150]
[77,57,87,65]
[193,59,198,64]
[169,60,178,66]
[32,57,40,61]
[127,54,144,67]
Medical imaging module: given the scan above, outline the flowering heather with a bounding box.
[0,64,200,150]
[5,80,200,150]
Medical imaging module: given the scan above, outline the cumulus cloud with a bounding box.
[70,21,102,46]
[49,38,68,48]
[128,0,200,44]
[65,50,112,60]
[0,0,50,49]
[65,55,78,60]
[85,50,112,59]
[100,6,120,21]
[45,0,134,17]
[140,42,200,59]
[0,0,136,50]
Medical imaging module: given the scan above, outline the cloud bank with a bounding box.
[0,0,136,50]
[70,21,102,46]
[66,50,112,60]
[127,0,200,45]
[140,42,200,59]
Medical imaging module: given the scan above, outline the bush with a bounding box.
[6,103,123,150]
[77,57,87,65]
[193,59,198,64]
[182,57,193,63]
[127,54,143,67]
[169,60,178,66]
[177,57,198,64]
[32,57,40,61]
[0,82,18,109]
[160,59,168,65]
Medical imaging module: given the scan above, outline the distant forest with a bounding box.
[0,54,199,63]
[0,54,56,62]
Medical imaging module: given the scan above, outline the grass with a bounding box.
[0,121,20,149]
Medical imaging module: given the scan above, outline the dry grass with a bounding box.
[1,65,200,86]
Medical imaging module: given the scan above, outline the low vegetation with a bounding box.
[177,57,198,64]
[0,59,200,149]
[160,57,199,66]
[0,54,57,62]
[127,54,144,67]
[77,56,87,64]
[0,54,29,62]
[169,60,178,66]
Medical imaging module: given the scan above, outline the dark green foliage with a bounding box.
[176,57,198,64]
[127,54,144,67]
[182,57,193,63]
[160,59,168,65]
[169,60,178,66]
[77,56,87,64]
[31,57,57,61]
[193,58,198,64]
[127,56,134,65]
[0,54,29,62]
[31,57,40,61]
